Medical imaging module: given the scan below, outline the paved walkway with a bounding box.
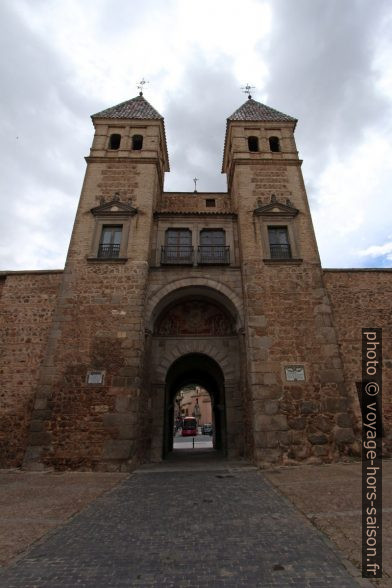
[0,455,363,587]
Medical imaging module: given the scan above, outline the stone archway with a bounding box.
[145,278,244,333]
[163,353,226,457]
[145,286,245,462]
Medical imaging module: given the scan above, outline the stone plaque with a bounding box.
[285,365,305,381]
[87,370,105,385]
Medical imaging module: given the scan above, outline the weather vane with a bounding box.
[241,83,255,100]
[137,78,149,96]
[193,177,198,192]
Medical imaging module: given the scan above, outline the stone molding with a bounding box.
[90,198,138,217]
[145,278,244,332]
[152,339,238,382]
[254,198,299,218]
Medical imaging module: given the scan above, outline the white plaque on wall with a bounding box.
[285,365,305,381]
[87,370,105,385]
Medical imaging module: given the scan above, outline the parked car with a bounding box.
[201,423,213,435]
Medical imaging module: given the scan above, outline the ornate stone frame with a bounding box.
[254,199,302,262]
[88,198,138,260]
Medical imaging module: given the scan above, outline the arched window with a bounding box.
[248,136,259,152]
[269,136,280,152]
[108,134,121,150]
[132,134,143,150]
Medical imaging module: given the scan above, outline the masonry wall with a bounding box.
[160,192,231,213]
[0,271,61,467]
[324,269,392,455]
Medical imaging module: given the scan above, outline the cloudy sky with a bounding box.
[1,0,392,271]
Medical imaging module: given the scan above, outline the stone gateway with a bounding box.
[0,94,391,470]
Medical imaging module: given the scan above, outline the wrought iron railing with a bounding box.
[161,246,194,264]
[98,243,120,258]
[269,244,292,259]
[198,246,230,264]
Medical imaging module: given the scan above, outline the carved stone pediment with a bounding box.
[254,200,299,218]
[91,199,137,217]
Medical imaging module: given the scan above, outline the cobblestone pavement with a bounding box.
[0,460,363,587]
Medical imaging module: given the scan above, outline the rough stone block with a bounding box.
[32,409,51,421]
[308,433,328,445]
[103,440,133,460]
[319,327,338,344]
[313,445,329,456]
[336,413,353,428]
[28,432,51,446]
[321,398,347,413]
[252,385,282,401]
[115,395,132,412]
[34,398,47,410]
[320,369,344,383]
[264,373,277,385]
[312,415,333,433]
[334,427,356,444]
[248,315,267,327]
[103,413,137,428]
[300,400,318,415]
[255,414,288,432]
[29,420,44,432]
[264,400,279,415]
[288,416,306,430]
[290,431,305,445]
[292,445,310,460]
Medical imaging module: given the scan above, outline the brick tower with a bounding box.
[24,94,169,470]
[222,96,356,463]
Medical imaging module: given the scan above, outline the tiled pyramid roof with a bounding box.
[228,98,296,122]
[92,94,163,120]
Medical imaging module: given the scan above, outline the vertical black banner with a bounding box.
[362,328,382,578]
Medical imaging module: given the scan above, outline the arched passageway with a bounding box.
[145,284,246,462]
[163,353,227,458]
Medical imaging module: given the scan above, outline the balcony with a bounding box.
[98,243,120,258]
[198,246,230,265]
[269,244,291,259]
[161,246,194,265]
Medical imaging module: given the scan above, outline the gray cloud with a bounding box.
[163,54,241,192]
[0,3,99,269]
[265,0,392,172]
[0,0,391,270]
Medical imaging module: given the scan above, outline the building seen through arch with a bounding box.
[0,94,391,471]
[175,385,212,426]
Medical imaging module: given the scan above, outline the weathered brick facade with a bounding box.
[0,271,62,466]
[0,95,390,470]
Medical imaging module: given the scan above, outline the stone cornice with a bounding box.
[154,211,237,218]
[323,268,392,273]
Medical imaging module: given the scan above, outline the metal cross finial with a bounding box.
[241,83,255,99]
[137,78,149,96]
[193,177,198,192]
